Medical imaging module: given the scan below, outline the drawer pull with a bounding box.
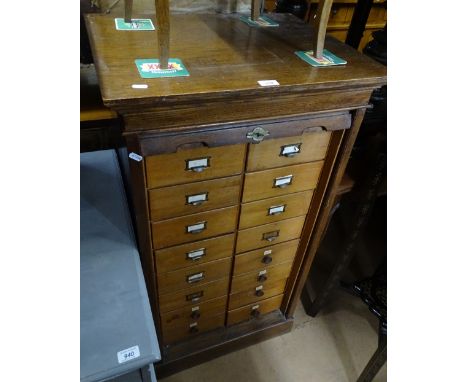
[186,248,206,261]
[187,272,205,284]
[190,311,201,319]
[262,230,279,242]
[255,285,264,297]
[268,204,286,216]
[186,157,210,172]
[186,221,207,234]
[262,255,273,264]
[189,322,199,333]
[257,274,268,282]
[186,192,208,206]
[186,291,204,302]
[274,175,293,189]
[246,127,270,143]
[280,143,302,157]
[251,307,261,318]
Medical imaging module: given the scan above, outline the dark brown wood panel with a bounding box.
[85,13,386,109]
[121,90,370,131]
[133,111,351,156]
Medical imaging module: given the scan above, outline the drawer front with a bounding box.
[158,257,232,294]
[231,261,293,293]
[247,131,331,171]
[234,239,299,275]
[227,294,284,326]
[160,295,227,331]
[242,161,324,202]
[145,144,246,189]
[239,190,313,229]
[228,278,287,310]
[236,216,306,253]
[155,233,235,273]
[152,206,238,249]
[162,313,225,344]
[148,175,242,221]
[159,277,229,313]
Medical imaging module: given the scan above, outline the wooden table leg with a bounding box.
[124,0,133,23]
[155,0,170,69]
[251,0,261,21]
[312,0,333,58]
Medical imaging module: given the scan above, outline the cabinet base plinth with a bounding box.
[155,310,293,378]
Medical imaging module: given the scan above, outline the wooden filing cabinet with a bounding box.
[86,12,386,376]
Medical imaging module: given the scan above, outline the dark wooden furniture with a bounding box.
[305,0,386,51]
[347,265,387,382]
[85,11,386,377]
[80,65,121,152]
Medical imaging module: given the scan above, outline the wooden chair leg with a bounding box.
[124,0,133,23]
[357,333,386,382]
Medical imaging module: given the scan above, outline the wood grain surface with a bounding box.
[148,175,241,221]
[151,206,238,249]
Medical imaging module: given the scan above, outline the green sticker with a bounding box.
[239,15,279,27]
[135,59,190,78]
[115,18,155,31]
[295,50,347,67]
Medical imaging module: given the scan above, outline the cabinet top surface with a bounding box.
[86,12,386,107]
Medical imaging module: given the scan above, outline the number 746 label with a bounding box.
[117,345,140,364]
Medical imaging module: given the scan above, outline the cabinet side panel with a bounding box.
[283,107,368,317]
[124,134,162,333]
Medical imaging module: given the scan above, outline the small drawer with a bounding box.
[247,131,331,171]
[155,233,235,273]
[229,278,287,310]
[157,257,232,294]
[160,295,227,331]
[151,206,238,249]
[234,239,299,275]
[145,144,246,189]
[242,162,324,203]
[236,216,306,253]
[239,190,313,229]
[159,277,229,313]
[148,175,242,221]
[230,261,293,293]
[162,313,225,344]
[227,294,284,326]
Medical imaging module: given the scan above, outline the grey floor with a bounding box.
[161,289,387,382]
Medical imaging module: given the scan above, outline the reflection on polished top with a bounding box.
[85,12,386,106]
